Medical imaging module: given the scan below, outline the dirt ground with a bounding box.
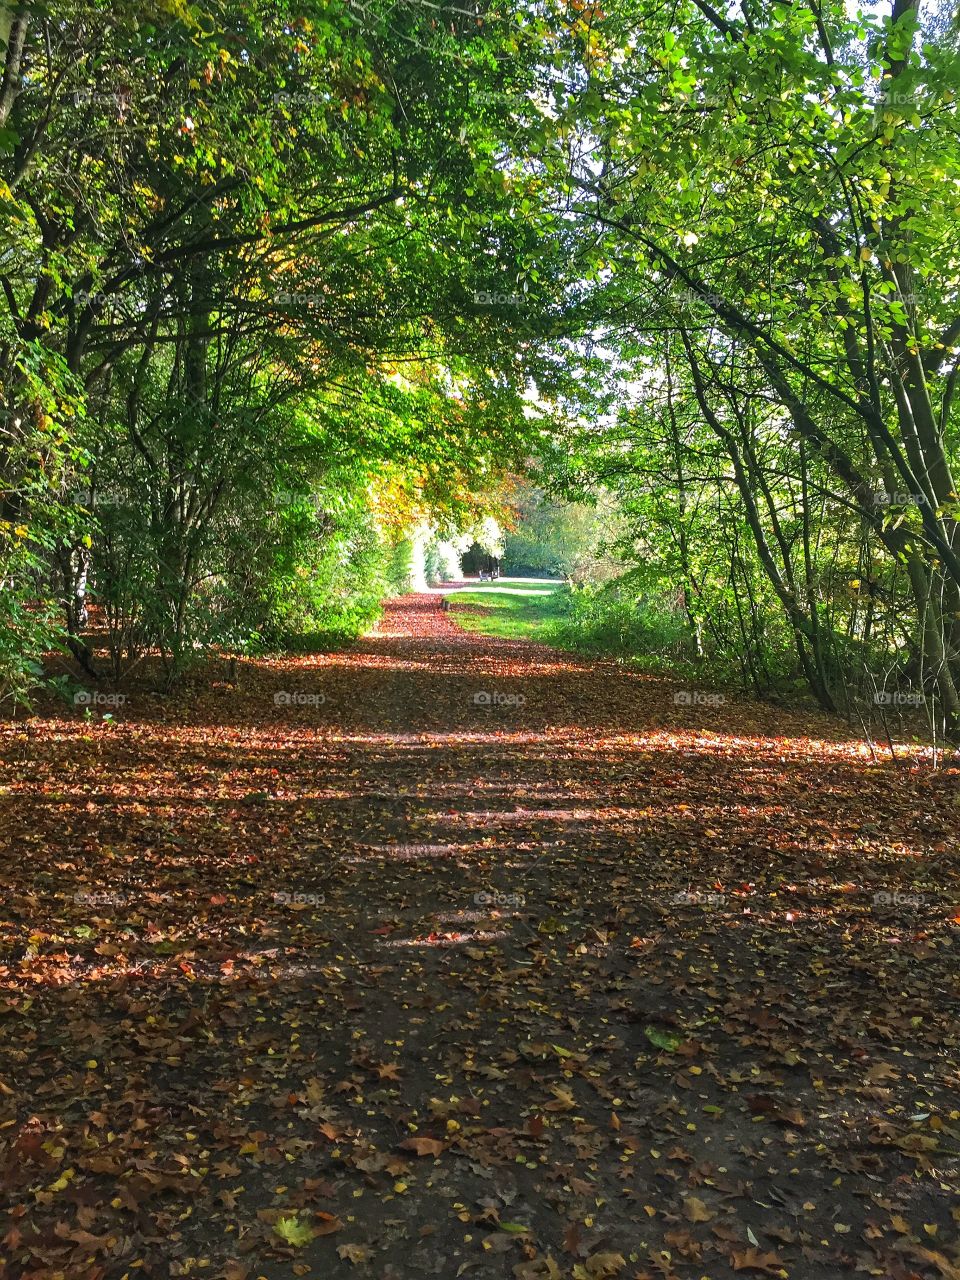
[1,593,958,1280]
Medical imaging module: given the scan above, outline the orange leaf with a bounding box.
[399,1137,445,1157]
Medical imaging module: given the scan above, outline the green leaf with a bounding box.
[273,1215,315,1247]
[644,1026,682,1052]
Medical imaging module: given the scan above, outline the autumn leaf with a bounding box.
[682,1196,713,1223]
[337,1243,372,1264]
[573,1252,627,1278]
[399,1136,445,1157]
[273,1215,315,1247]
[544,1084,576,1111]
[730,1246,785,1273]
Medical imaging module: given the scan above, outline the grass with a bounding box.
[446,577,568,644]
[448,577,696,674]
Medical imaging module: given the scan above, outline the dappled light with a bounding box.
[2,594,958,1280]
[3,1,960,1275]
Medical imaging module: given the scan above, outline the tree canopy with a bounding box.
[2,0,959,730]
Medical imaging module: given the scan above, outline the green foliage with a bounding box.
[503,486,614,581]
[554,583,693,669]
[536,0,960,724]
[252,501,411,650]
[0,0,570,691]
[0,344,87,706]
[3,0,958,735]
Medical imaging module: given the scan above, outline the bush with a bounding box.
[551,582,693,666]
[252,504,411,648]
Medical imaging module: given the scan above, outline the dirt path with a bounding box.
[1,594,958,1280]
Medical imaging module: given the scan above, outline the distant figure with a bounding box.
[440,598,451,612]
[478,569,487,581]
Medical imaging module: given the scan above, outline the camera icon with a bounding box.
[673,690,692,705]
[274,691,292,706]
[873,691,893,705]
[473,691,492,705]
[73,690,92,705]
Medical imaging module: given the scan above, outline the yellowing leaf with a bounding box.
[337,1243,371,1264]
[273,1215,315,1247]
[683,1196,713,1223]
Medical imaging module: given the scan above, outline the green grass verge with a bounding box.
[448,577,696,674]
[446,578,568,644]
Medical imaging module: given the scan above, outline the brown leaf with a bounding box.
[399,1136,445,1157]
[683,1196,713,1223]
[730,1246,785,1274]
[338,1243,372,1264]
[746,1094,805,1127]
[577,1252,626,1278]
[563,1221,583,1256]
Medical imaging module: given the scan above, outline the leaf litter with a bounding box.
[0,592,958,1278]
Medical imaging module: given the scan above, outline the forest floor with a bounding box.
[1,591,959,1280]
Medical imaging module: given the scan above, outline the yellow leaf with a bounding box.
[683,1195,713,1223]
[273,1214,315,1246]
